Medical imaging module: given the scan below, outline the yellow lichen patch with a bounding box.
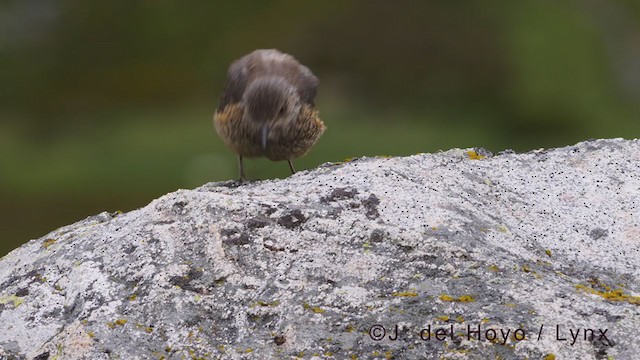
[436,315,450,322]
[311,306,325,314]
[576,284,640,305]
[87,332,95,338]
[350,355,358,360]
[543,354,556,360]
[587,278,612,291]
[481,318,490,323]
[458,295,475,302]
[466,150,485,160]
[0,295,24,308]
[128,294,137,301]
[345,324,356,332]
[497,225,509,233]
[439,294,475,303]
[456,315,465,323]
[537,259,552,267]
[392,291,418,297]
[504,303,517,308]
[302,302,325,313]
[545,249,552,257]
[488,265,500,272]
[106,319,128,329]
[42,238,57,249]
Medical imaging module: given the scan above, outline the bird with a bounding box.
[213,49,326,181]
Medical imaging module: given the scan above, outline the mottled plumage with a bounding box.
[214,49,326,180]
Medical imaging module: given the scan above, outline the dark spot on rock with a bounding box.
[589,228,609,240]
[224,233,251,246]
[172,201,188,215]
[63,295,84,321]
[221,228,251,245]
[362,194,380,219]
[213,276,227,286]
[589,329,614,357]
[320,187,359,203]
[187,267,204,280]
[216,180,244,188]
[169,267,205,293]
[262,204,277,216]
[278,209,307,229]
[369,229,386,243]
[184,315,204,327]
[247,217,270,229]
[15,287,29,297]
[274,335,286,345]
[349,202,360,209]
[264,243,285,252]
[33,351,50,360]
[220,228,238,237]
[126,277,141,289]
[44,308,62,318]
[397,243,414,251]
[25,269,40,279]
[123,244,137,254]
[325,206,343,219]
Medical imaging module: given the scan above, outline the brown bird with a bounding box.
[214,49,326,181]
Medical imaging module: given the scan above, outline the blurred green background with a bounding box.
[1,0,639,256]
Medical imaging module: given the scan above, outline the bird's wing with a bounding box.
[294,66,319,106]
[217,58,251,112]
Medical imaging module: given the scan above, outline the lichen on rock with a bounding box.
[0,138,639,359]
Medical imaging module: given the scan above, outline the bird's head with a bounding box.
[243,77,301,151]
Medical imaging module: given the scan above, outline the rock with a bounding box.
[1,138,639,359]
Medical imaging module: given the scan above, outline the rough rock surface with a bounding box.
[1,138,639,360]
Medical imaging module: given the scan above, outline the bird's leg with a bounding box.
[238,155,245,181]
[287,159,296,174]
